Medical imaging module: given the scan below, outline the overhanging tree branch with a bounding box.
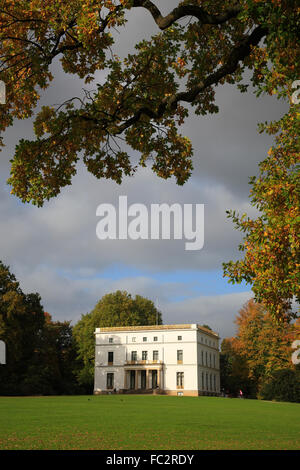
[132,0,241,29]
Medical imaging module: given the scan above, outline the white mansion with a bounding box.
[94,324,220,396]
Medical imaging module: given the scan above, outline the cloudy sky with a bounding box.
[0,2,288,340]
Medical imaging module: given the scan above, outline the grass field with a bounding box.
[0,395,299,450]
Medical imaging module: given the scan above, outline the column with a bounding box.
[157,369,160,389]
[146,369,149,389]
[135,370,138,390]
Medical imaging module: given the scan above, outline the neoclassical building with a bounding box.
[94,324,220,396]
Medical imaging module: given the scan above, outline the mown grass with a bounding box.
[0,395,299,450]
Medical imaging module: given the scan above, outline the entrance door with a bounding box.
[141,370,146,389]
[152,370,157,388]
[130,370,135,389]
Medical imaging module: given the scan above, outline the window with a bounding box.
[131,351,137,361]
[153,350,159,361]
[206,351,208,366]
[153,336,158,342]
[178,335,182,341]
[202,372,204,390]
[108,337,113,343]
[213,354,216,368]
[201,350,203,365]
[209,353,212,367]
[176,372,184,388]
[143,337,147,342]
[177,350,183,363]
[108,351,113,364]
[142,351,148,360]
[107,373,114,389]
[132,337,136,342]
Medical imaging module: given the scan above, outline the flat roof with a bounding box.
[96,324,219,338]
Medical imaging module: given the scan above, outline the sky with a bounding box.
[0,2,289,341]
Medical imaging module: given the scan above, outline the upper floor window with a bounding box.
[153,336,158,342]
[178,335,182,341]
[143,337,147,342]
[153,350,159,361]
[108,337,113,343]
[108,351,114,364]
[131,351,137,361]
[142,351,148,360]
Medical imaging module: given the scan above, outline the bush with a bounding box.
[259,368,300,403]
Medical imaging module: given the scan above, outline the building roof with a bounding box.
[96,323,219,338]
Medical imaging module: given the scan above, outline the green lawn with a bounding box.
[0,395,299,450]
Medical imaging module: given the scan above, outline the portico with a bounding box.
[124,363,163,390]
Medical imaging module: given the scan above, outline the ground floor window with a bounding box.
[176,372,184,388]
[107,373,114,389]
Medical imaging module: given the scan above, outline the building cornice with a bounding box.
[95,323,219,338]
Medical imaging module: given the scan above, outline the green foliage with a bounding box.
[0,261,81,395]
[223,109,300,321]
[259,368,300,403]
[73,290,162,389]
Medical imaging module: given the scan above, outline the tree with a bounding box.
[259,367,300,403]
[220,337,256,397]
[225,299,300,396]
[0,1,298,207]
[1,1,299,322]
[73,290,162,390]
[223,107,299,321]
[0,261,81,395]
[0,260,45,394]
[32,312,81,395]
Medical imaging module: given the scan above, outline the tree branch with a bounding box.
[115,25,268,133]
[132,0,241,29]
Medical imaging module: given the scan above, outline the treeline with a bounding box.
[220,299,300,402]
[1,261,299,401]
[0,261,162,395]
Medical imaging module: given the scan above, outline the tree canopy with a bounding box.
[0,1,299,322]
[0,261,80,395]
[220,298,300,399]
[223,108,299,321]
[0,0,298,206]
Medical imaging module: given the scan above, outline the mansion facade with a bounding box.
[94,324,220,396]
